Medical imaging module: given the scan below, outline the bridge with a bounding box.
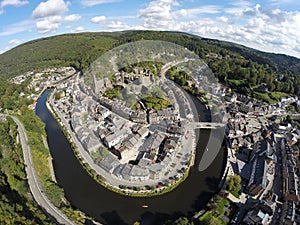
[190,122,225,129]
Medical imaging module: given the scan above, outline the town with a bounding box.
[47,63,197,189]
[12,62,300,224]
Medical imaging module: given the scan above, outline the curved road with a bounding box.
[10,115,77,225]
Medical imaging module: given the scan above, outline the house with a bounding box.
[98,154,120,173]
[236,148,252,180]
[149,112,159,124]
[120,164,132,180]
[283,159,299,202]
[240,101,254,114]
[164,139,177,150]
[149,163,163,180]
[70,115,82,133]
[283,201,296,224]
[167,123,183,134]
[242,200,275,225]
[130,165,150,181]
[99,107,110,119]
[104,129,127,148]
[248,155,268,196]
[123,134,139,149]
[137,126,149,139]
[148,131,165,151]
[130,111,147,124]
[81,132,102,153]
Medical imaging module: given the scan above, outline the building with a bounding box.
[98,154,120,173]
[81,132,102,153]
[149,163,163,180]
[130,165,150,181]
[70,115,82,133]
[248,155,268,196]
[283,201,296,224]
[243,200,275,225]
[104,129,127,148]
[130,111,147,124]
[137,126,149,139]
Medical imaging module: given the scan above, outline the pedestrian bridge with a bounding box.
[190,122,225,129]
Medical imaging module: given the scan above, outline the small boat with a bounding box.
[141,205,148,208]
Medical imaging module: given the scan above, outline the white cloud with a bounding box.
[8,38,21,45]
[136,1,300,58]
[138,0,185,30]
[1,0,28,7]
[139,0,177,21]
[32,0,79,34]
[32,0,68,18]
[74,26,84,32]
[225,0,252,16]
[107,21,129,30]
[91,15,106,23]
[64,14,81,22]
[80,0,120,6]
[138,0,220,31]
[35,13,81,33]
[217,16,229,23]
[210,5,300,58]
[179,5,221,16]
[36,16,62,33]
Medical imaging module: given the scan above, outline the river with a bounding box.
[35,90,226,225]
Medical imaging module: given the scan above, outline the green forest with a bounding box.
[0,30,299,99]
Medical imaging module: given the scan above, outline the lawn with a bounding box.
[253,91,277,104]
[228,79,245,86]
[269,91,289,101]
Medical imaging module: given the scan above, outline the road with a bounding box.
[10,115,77,225]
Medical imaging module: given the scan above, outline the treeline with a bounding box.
[118,31,300,96]
[0,117,55,225]
[0,30,300,96]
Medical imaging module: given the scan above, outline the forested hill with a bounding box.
[0,30,300,98]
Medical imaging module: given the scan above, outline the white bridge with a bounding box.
[190,122,225,129]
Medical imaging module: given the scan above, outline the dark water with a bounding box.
[35,90,226,225]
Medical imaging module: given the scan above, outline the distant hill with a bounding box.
[0,30,299,97]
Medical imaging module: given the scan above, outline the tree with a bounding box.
[227,175,241,193]
[200,216,222,225]
[164,217,193,225]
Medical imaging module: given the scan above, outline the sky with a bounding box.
[0,0,300,58]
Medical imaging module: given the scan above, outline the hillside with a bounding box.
[0,32,121,78]
[0,30,299,98]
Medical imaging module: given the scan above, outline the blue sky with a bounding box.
[1,0,300,58]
